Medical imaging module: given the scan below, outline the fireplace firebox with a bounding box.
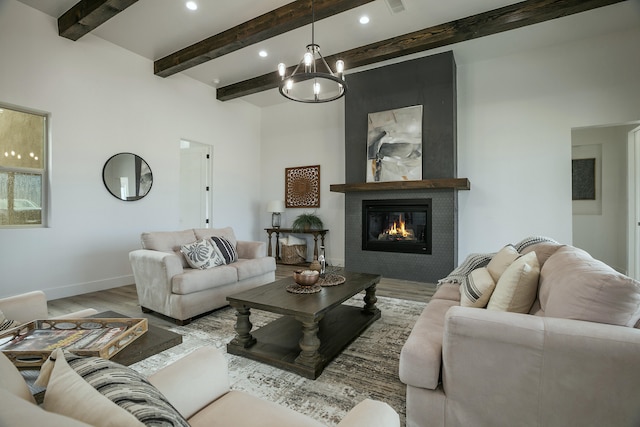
[362,199,432,254]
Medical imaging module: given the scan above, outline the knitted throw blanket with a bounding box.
[438,236,559,286]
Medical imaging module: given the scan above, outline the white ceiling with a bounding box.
[15,0,640,107]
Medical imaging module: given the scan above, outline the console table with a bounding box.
[265,228,328,263]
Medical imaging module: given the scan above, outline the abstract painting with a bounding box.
[366,105,423,182]
[572,158,596,200]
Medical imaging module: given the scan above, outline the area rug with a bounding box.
[130,295,429,426]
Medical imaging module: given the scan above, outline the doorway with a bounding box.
[179,140,212,229]
[571,122,640,279]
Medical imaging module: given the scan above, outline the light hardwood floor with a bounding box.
[48,264,436,330]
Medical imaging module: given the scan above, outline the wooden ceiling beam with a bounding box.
[154,0,376,78]
[58,0,139,41]
[216,0,625,101]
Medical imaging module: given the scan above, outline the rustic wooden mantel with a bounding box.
[329,178,470,193]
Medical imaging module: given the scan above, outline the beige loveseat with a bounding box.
[400,240,640,427]
[0,346,400,427]
[129,227,276,325]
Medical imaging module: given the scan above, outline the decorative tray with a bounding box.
[0,317,148,368]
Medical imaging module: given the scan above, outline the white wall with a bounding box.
[0,0,262,299]
[456,26,640,256]
[261,26,640,265]
[260,101,345,266]
[572,125,635,272]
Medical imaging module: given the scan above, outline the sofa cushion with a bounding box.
[399,298,459,390]
[210,236,238,264]
[172,266,239,295]
[232,257,276,281]
[194,227,237,247]
[141,229,196,268]
[180,239,225,270]
[40,349,190,427]
[486,244,520,282]
[432,282,461,302]
[460,267,496,308]
[538,246,640,327]
[487,251,540,313]
[187,390,324,427]
[0,389,93,427]
[519,241,564,268]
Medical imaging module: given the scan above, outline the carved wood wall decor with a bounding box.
[285,165,320,208]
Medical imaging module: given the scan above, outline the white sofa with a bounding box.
[400,241,640,427]
[129,227,276,325]
[0,290,98,324]
[0,346,400,427]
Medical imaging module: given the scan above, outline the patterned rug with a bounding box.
[130,295,429,426]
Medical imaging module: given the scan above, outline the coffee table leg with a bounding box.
[295,316,324,368]
[363,283,378,314]
[230,304,256,348]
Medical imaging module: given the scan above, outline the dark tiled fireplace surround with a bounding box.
[334,51,467,283]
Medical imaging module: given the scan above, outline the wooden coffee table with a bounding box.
[226,270,381,379]
[93,310,183,366]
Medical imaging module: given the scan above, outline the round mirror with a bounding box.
[102,153,153,201]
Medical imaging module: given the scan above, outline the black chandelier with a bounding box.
[277,0,347,103]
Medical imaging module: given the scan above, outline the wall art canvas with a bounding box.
[285,165,320,208]
[366,105,423,182]
[572,158,596,200]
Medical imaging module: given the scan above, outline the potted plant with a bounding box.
[292,212,324,231]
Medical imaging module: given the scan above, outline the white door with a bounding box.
[179,140,212,229]
[629,126,640,280]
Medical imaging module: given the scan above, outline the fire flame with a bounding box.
[388,217,409,238]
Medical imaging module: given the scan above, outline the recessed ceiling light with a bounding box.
[259,50,268,58]
[186,1,198,11]
[359,16,370,24]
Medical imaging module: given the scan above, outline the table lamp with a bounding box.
[267,200,285,228]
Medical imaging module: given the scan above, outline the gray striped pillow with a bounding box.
[62,352,189,427]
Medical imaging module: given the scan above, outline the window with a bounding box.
[0,105,47,227]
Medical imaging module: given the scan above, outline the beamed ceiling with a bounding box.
[16,0,640,106]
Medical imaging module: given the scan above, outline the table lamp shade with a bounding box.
[267,200,285,213]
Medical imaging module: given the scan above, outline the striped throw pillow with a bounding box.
[0,309,20,331]
[210,236,238,264]
[41,350,190,427]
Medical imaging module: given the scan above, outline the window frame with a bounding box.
[0,103,49,228]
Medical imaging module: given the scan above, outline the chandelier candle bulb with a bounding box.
[275,0,347,103]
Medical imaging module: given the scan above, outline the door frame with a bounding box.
[179,139,213,229]
[628,126,640,279]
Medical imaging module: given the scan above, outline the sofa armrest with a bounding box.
[441,306,640,426]
[148,346,230,420]
[336,399,400,427]
[129,249,184,311]
[236,240,266,259]
[0,291,48,323]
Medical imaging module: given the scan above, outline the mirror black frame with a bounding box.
[102,153,153,201]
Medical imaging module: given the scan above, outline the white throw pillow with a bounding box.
[180,239,224,269]
[486,244,520,282]
[460,267,496,308]
[487,251,540,313]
